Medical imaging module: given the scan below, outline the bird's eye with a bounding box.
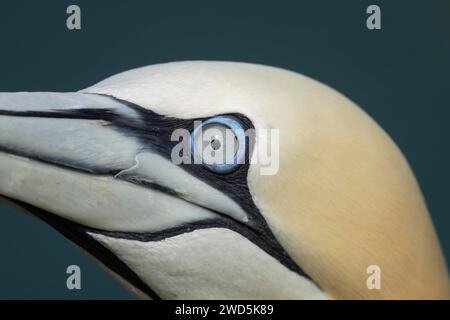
[191,116,246,173]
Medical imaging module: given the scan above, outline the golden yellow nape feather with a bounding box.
[246,69,450,299]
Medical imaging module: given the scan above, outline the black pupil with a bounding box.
[211,138,221,150]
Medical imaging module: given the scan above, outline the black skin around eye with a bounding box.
[96,95,310,279]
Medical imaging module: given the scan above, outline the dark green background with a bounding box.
[0,0,449,299]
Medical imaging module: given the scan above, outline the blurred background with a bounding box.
[0,0,449,299]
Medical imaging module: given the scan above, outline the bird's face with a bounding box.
[1,61,448,299]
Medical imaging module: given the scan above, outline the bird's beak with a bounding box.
[0,92,248,233]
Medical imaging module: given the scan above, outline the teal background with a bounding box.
[0,0,449,299]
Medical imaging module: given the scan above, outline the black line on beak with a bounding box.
[6,197,161,300]
[0,108,119,121]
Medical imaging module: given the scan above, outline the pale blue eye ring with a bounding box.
[190,116,246,173]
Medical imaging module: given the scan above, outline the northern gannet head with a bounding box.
[0,61,448,299]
